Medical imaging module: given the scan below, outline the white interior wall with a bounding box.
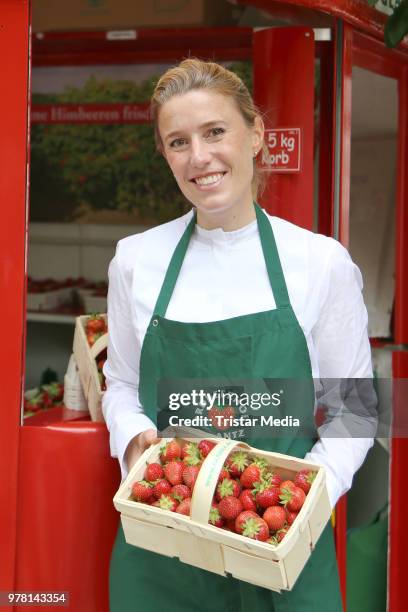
[28,223,150,281]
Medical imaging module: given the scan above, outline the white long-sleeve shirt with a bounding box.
[103,208,374,508]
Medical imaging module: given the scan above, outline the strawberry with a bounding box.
[280,480,296,493]
[171,484,191,501]
[182,464,200,489]
[251,457,269,471]
[239,489,257,512]
[294,469,316,494]
[266,471,282,488]
[131,480,153,503]
[86,314,106,334]
[225,519,237,532]
[275,527,289,542]
[153,494,178,512]
[240,465,262,489]
[225,451,249,478]
[209,503,224,528]
[87,331,103,347]
[160,440,181,463]
[217,467,231,483]
[280,485,306,511]
[164,460,184,485]
[263,506,286,531]
[286,509,299,525]
[216,478,241,501]
[235,510,259,534]
[198,439,216,458]
[255,485,280,509]
[176,498,191,516]
[152,479,172,499]
[144,462,164,482]
[218,496,243,520]
[239,516,270,541]
[181,441,201,466]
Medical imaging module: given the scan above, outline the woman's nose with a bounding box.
[189,138,211,167]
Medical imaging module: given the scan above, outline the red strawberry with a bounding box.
[171,484,191,501]
[235,510,259,534]
[225,451,249,478]
[225,519,237,532]
[267,471,282,488]
[181,441,201,465]
[216,477,241,501]
[294,469,316,494]
[286,509,299,525]
[239,515,270,541]
[153,494,178,512]
[131,480,153,502]
[209,502,224,528]
[218,496,243,520]
[160,440,181,463]
[239,489,257,512]
[255,485,280,509]
[176,498,191,516]
[182,464,200,489]
[280,485,306,511]
[164,460,184,485]
[276,526,289,542]
[217,467,231,483]
[263,506,286,531]
[240,465,262,489]
[152,479,172,499]
[280,480,296,493]
[198,439,216,458]
[144,462,164,482]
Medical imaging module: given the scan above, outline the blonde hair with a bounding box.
[150,58,267,198]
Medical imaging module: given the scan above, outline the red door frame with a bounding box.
[3,3,408,608]
[0,0,30,592]
[336,21,408,612]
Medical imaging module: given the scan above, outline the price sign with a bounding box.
[262,128,301,173]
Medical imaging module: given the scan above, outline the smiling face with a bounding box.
[158,89,264,230]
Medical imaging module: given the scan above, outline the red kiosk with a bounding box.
[1,1,407,610]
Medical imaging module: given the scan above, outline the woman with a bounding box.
[103,59,373,611]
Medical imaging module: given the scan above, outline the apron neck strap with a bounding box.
[154,212,197,317]
[153,204,290,317]
[255,203,290,308]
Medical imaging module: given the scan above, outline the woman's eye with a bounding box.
[169,138,187,149]
[208,127,225,138]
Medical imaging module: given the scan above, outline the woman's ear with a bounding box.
[252,115,265,155]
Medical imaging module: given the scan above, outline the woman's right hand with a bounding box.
[125,428,160,472]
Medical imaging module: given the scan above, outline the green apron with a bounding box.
[110,205,343,612]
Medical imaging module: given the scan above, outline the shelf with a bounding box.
[27,311,77,324]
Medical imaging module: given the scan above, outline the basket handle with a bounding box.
[190,439,251,525]
[90,333,108,359]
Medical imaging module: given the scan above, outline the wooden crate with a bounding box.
[113,438,332,592]
[72,314,107,422]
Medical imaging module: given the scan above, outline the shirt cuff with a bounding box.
[304,436,374,509]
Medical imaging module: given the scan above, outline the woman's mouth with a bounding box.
[191,172,226,187]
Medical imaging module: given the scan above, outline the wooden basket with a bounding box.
[72,314,107,422]
[113,437,331,592]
